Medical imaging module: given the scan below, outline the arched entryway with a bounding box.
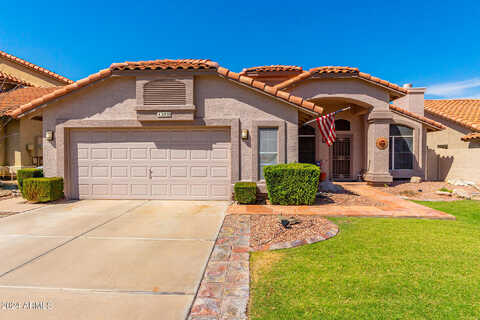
[298,99,370,181]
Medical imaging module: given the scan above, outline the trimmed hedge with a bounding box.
[22,177,64,203]
[234,182,257,204]
[17,168,43,195]
[264,163,320,205]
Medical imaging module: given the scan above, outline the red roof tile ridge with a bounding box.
[274,66,407,93]
[9,60,323,118]
[0,49,73,84]
[461,132,480,141]
[0,70,36,87]
[240,65,303,74]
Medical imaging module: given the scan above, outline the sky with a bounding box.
[1,0,480,99]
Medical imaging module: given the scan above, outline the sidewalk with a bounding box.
[227,183,455,220]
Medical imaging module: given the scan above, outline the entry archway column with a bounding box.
[364,110,393,185]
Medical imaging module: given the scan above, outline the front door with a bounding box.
[331,135,352,181]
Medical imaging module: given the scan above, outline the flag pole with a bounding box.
[302,106,351,126]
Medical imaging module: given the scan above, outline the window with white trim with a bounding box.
[258,128,278,180]
[389,124,413,170]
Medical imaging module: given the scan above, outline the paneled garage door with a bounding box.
[69,128,231,200]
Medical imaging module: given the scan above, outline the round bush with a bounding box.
[264,163,320,205]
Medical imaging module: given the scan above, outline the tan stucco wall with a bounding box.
[0,57,65,87]
[426,113,480,183]
[5,120,20,166]
[286,78,391,110]
[1,118,42,167]
[41,73,299,193]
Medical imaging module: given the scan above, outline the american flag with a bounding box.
[315,112,336,146]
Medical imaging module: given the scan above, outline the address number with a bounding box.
[156,111,172,118]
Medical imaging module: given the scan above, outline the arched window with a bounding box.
[335,119,350,131]
[389,124,413,170]
[143,80,186,105]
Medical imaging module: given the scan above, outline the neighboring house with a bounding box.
[423,99,480,184]
[9,60,443,200]
[0,49,72,169]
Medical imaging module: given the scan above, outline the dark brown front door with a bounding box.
[331,135,352,181]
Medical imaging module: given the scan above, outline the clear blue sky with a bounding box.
[1,0,479,98]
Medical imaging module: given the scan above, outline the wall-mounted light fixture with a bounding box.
[241,129,249,140]
[46,131,54,141]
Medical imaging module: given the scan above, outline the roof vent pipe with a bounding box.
[403,83,413,89]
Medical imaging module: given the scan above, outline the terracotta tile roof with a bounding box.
[390,104,445,130]
[461,132,480,141]
[0,70,35,87]
[274,66,408,94]
[110,59,218,71]
[240,65,303,73]
[424,99,480,132]
[0,50,73,84]
[0,87,59,115]
[9,59,324,118]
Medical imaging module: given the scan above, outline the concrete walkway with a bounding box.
[228,183,455,220]
[0,200,228,320]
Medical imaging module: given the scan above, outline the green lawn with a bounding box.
[249,200,480,320]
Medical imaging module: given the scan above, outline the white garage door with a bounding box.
[69,128,231,200]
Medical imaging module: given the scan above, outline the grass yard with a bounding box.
[249,200,480,319]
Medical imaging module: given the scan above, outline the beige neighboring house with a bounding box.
[0,49,72,174]
[423,99,480,184]
[8,60,444,200]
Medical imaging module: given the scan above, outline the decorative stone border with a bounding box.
[188,215,339,319]
[189,215,250,320]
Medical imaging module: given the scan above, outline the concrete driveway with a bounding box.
[0,200,228,320]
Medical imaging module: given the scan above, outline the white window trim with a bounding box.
[258,127,279,181]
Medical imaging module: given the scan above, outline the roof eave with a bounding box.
[390,109,444,131]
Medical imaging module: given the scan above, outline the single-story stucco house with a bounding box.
[8,60,444,200]
[0,49,72,171]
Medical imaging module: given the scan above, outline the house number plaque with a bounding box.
[156,111,172,118]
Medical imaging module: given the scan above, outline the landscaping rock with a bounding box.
[435,191,452,196]
[318,180,343,193]
[448,179,480,191]
[471,193,480,201]
[453,189,471,199]
[0,190,12,198]
[410,176,422,183]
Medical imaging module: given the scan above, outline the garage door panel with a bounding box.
[70,129,230,200]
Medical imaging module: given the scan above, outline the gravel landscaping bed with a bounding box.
[250,215,338,251]
[315,191,385,207]
[384,181,478,201]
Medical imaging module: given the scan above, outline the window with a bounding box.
[143,80,186,105]
[258,128,278,179]
[298,125,316,164]
[389,124,413,170]
[335,119,350,131]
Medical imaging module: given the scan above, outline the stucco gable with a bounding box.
[10,59,323,119]
[275,66,406,100]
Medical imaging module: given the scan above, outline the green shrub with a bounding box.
[234,182,257,204]
[439,187,453,193]
[264,163,320,205]
[23,177,64,203]
[17,168,43,194]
